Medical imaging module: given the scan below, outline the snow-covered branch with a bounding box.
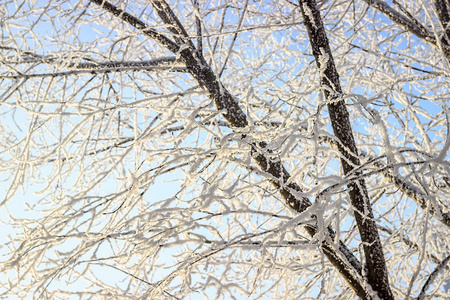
[417,253,450,300]
[2,0,450,298]
[364,0,450,57]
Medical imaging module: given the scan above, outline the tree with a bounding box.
[1,0,450,298]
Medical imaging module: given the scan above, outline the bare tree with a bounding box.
[1,0,450,299]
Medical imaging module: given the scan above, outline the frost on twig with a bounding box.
[417,253,450,300]
[2,0,450,299]
[69,57,185,70]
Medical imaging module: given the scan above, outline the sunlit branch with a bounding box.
[186,233,310,248]
[0,46,99,67]
[364,0,433,42]
[89,0,372,296]
[148,220,337,297]
[0,46,65,64]
[47,137,134,163]
[391,0,430,35]
[89,262,153,286]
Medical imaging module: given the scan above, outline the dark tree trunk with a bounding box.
[298,0,394,299]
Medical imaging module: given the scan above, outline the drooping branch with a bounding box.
[298,0,394,299]
[88,0,374,297]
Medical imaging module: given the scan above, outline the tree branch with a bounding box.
[70,56,181,69]
[299,0,394,299]
[88,0,180,53]
[1,59,187,79]
[376,164,450,228]
[378,225,450,272]
[434,0,450,44]
[392,0,430,35]
[363,0,450,57]
[320,134,450,229]
[0,48,171,79]
[149,0,196,49]
[89,0,373,296]
[193,0,203,59]
[417,253,450,300]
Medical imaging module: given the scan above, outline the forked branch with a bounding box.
[89,0,375,297]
